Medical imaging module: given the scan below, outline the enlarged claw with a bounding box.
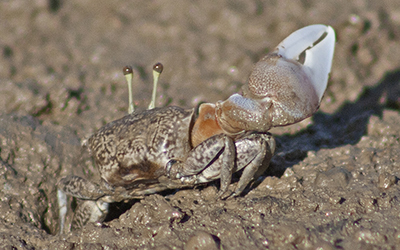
[192,24,335,145]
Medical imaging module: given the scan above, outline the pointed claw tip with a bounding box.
[276,24,335,61]
[302,25,336,102]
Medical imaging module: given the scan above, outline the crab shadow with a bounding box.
[261,68,400,178]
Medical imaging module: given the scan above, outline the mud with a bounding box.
[1,0,400,249]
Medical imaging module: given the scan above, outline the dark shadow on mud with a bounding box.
[103,189,178,223]
[103,200,137,223]
[263,68,400,178]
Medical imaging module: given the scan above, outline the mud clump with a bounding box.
[314,167,352,189]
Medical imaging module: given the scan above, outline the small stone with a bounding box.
[184,231,220,250]
[359,197,377,213]
[377,172,397,189]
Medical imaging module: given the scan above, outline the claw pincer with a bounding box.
[192,24,335,141]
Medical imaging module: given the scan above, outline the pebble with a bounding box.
[184,231,220,250]
[377,172,397,189]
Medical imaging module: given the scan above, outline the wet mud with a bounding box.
[1,0,400,249]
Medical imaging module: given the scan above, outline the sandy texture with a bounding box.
[1,0,400,249]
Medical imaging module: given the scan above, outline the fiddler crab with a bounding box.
[57,24,335,232]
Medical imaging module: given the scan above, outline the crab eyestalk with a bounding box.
[123,66,135,114]
[148,62,164,109]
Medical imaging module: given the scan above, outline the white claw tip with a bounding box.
[276,24,336,101]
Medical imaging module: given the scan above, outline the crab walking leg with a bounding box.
[232,133,275,195]
[58,176,103,233]
[58,175,106,200]
[71,200,109,231]
[123,66,135,114]
[57,176,109,231]
[167,133,236,196]
[57,189,68,233]
[214,136,235,197]
[148,62,163,109]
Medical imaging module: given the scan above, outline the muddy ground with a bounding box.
[1,0,400,249]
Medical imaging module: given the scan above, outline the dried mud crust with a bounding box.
[1,0,400,249]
